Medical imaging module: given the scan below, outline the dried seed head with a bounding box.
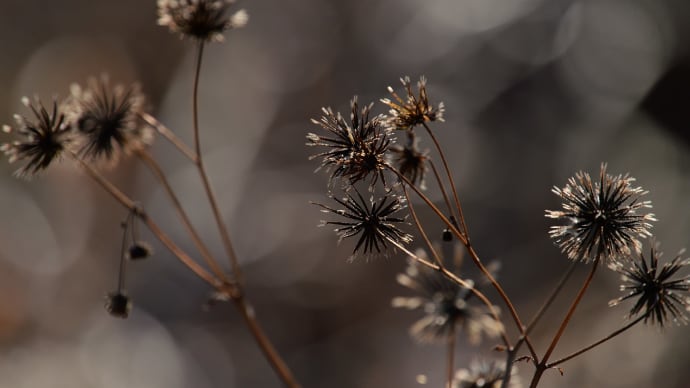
[158,0,248,42]
[313,189,411,261]
[392,252,503,345]
[105,291,132,318]
[66,75,153,166]
[2,96,73,178]
[126,241,154,260]
[546,163,655,264]
[609,243,690,327]
[307,97,393,189]
[389,130,428,189]
[381,76,445,130]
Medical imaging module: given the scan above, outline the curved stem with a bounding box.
[421,122,468,239]
[530,260,600,388]
[71,153,219,287]
[137,150,228,282]
[117,211,133,292]
[548,314,646,368]
[525,261,578,337]
[139,112,198,163]
[233,297,302,388]
[401,184,443,267]
[428,158,456,223]
[191,40,244,285]
[541,260,599,363]
[389,166,528,355]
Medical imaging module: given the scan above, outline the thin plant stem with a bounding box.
[389,166,530,356]
[428,158,456,222]
[524,262,578,337]
[139,112,198,163]
[530,260,600,388]
[191,39,244,285]
[548,313,646,368]
[421,122,468,239]
[117,212,133,292]
[74,152,298,385]
[70,152,220,287]
[447,327,456,388]
[233,297,302,388]
[401,184,443,267]
[137,149,228,282]
[189,40,300,386]
[389,214,510,348]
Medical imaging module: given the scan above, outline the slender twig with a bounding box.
[117,212,133,292]
[233,297,302,388]
[530,260,600,388]
[137,149,228,282]
[389,166,530,356]
[421,122,468,239]
[401,184,443,267]
[189,39,300,386]
[70,152,219,287]
[524,262,578,337]
[428,158,456,222]
[139,112,198,163]
[191,40,244,285]
[391,197,511,348]
[548,313,646,368]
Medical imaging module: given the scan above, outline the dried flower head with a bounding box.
[546,164,655,264]
[609,243,690,327]
[389,131,428,189]
[2,97,72,178]
[126,241,154,260]
[105,291,132,318]
[381,76,445,130]
[392,252,503,344]
[307,97,393,188]
[452,359,521,388]
[157,0,248,42]
[313,189,411,260]
[66,76,153,165]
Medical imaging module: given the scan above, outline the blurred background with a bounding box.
[1,0,689,386]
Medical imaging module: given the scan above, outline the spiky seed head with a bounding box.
[609,242,690,327]
[157,0,248,42]
[307,97,393,189]
[65,75,153,166]
[381,76,445,130]
[313,189,411,261]
[546,163,655,264]
[392,252,503,345]
[2,96,73,178]
[105,291,132,318]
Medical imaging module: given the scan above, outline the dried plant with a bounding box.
[3,3,689,388]
[307,76,690,388]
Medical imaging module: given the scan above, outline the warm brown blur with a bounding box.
[1,0,690,387]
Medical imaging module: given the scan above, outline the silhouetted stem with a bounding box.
[233,297,302,388]
[137,150,228,282]
[421,122,468,239]
[140,112,198,163]
[191,40,244,284]
[530,260,599,388]
[396,187,510,347]
[524,262,578,337]
[71,153,219,287]
[390,166,519,350]
[548,313,646,368]
[428,159,456,222]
